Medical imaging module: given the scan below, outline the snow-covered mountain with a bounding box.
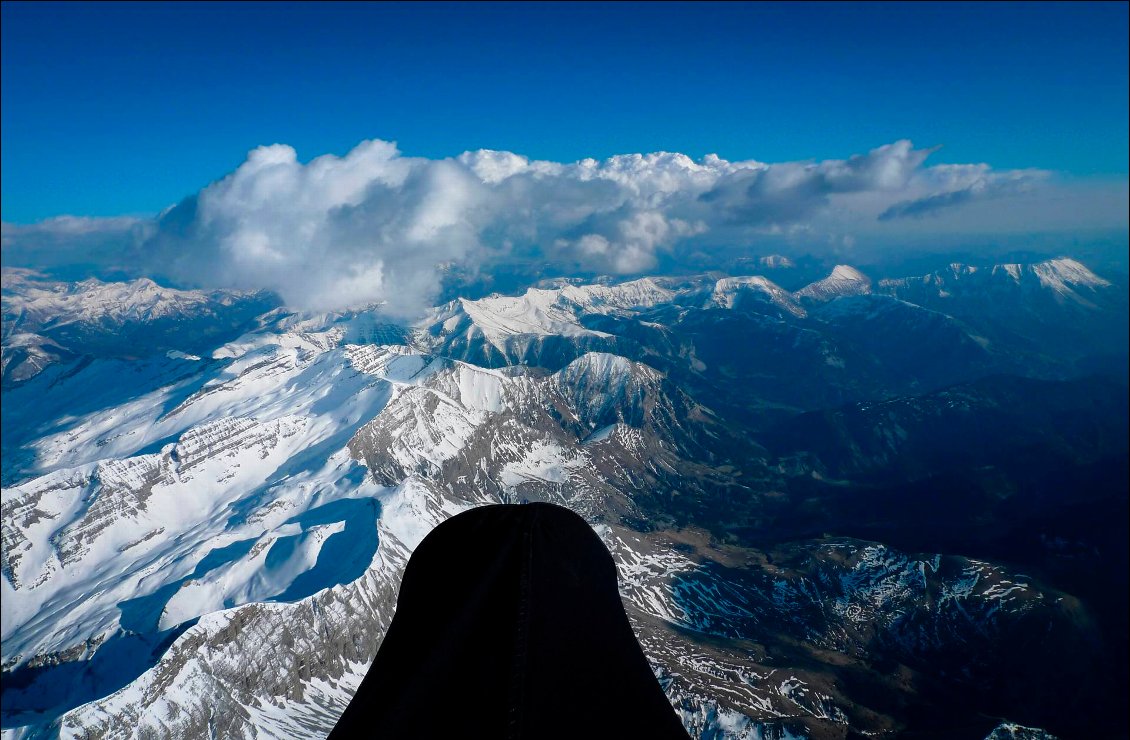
[875,257,1128,376]
[1,270,277,386]
[2,255,1125,739]
[879,257,1111,305]
[794,264,871,303]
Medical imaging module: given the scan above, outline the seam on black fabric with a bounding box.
[507,507,536,740]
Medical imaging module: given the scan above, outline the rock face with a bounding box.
[2,258,1125,739]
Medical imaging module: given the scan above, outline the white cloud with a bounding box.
[5,139,1126,316]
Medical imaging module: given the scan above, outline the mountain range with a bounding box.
[2,255,1126,739]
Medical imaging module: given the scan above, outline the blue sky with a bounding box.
[2,1,1127,224]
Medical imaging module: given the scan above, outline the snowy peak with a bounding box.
[555,351,662,389]
[795,265,872,303]
[1,272,278,384]
[0,332,70,385]
[1030,257,1111,292]
[417,290,615,370]
[431,278,676,352]
[457,290,594,340]
[556,277,678,312]
[880,257,1114,307]
[420,288,605,354]
[553,352,667,429]
[830,265,868,282]
[710,275,805,316]
[2,273,262,331]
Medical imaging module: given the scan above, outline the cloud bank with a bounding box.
[5,139,1126,317]
[1,216,154,281]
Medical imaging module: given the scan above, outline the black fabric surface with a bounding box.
[328,502,690,739]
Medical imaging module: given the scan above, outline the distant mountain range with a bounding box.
[2,255,1126,739]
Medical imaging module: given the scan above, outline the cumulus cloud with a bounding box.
[145,141,483,316]
[552,210,707,273]
[5,138,1126,316]
[144,138,957,316]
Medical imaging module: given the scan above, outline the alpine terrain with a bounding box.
[2,256,1126,739]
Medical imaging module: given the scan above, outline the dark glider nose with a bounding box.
[328,502,689,739]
